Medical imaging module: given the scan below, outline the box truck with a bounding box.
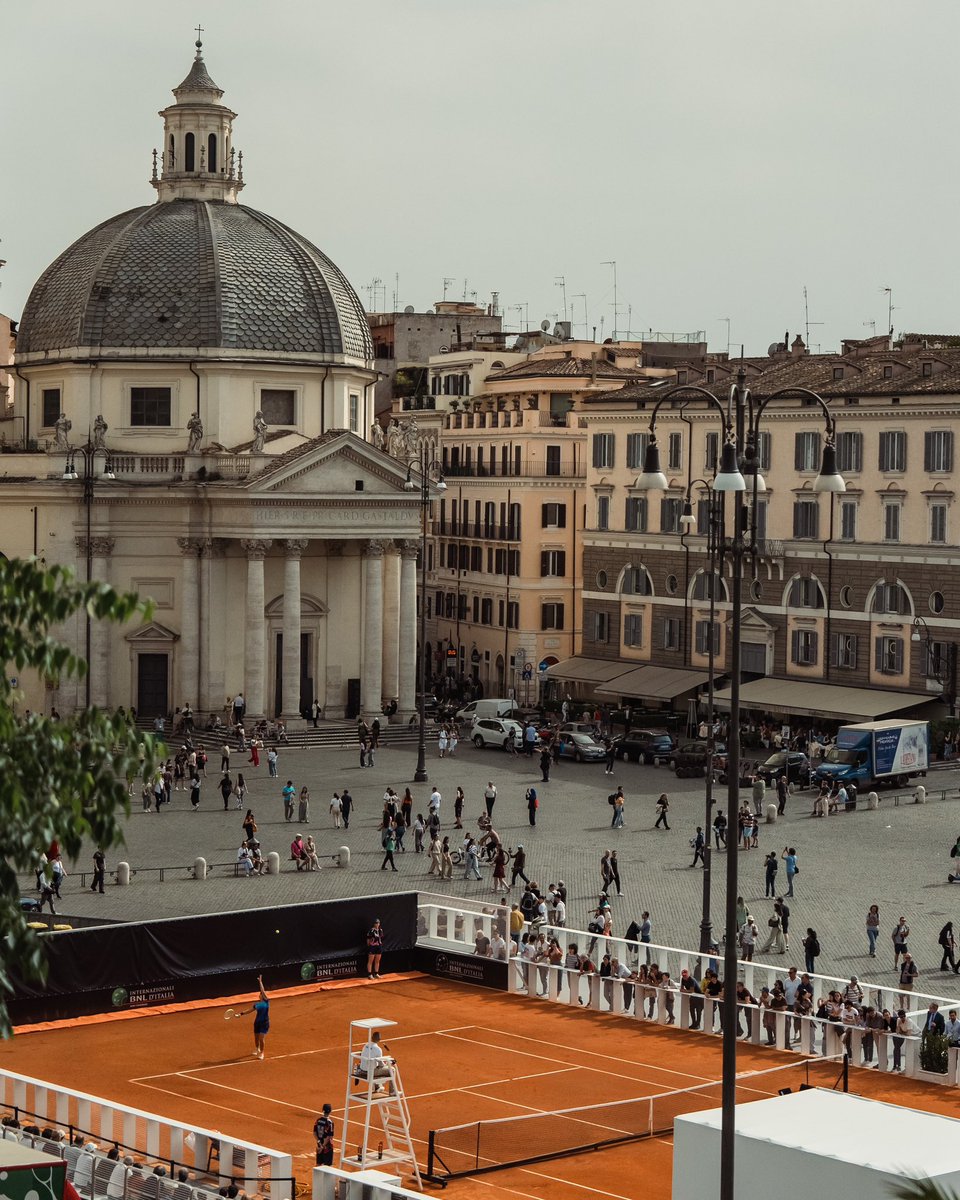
[814,718,929,789]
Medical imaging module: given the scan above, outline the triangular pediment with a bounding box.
[739,607,776,630]
[242,430,417,497]
[126,620,180,643]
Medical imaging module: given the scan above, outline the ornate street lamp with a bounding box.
[404,450,446,783]
[635,366,844,1200]
[912,615,958,717]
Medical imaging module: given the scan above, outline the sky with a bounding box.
[2,0,958,356]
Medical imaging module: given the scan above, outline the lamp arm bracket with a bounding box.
[752,388,836,437]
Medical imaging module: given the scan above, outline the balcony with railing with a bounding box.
[442,459,584,480]
[435,519,521,541]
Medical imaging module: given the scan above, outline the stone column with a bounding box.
[199,539,225,714]
[177,538,202,711]
[381,543,401,710]
[78,536,115,708]
[282,538,308,719]
[398,539,419,721]
[241,539,272,719]
[361,539,385,720]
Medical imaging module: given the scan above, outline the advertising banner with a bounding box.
[414,945,508,991]
[874,723,928,776]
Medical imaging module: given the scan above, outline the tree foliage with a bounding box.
[0,558,161,1037]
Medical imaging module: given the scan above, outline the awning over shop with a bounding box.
[545,657,632,683]
[595,665,710,700]
[711,678,936,722]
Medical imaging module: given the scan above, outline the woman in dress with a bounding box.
[454,786,465,829]
[401,787,414,827]
[298,786,310,823]
[304,835,321,871]
[242,809,257,842]
[492,846,508,893]
[440,836,453,880]
[438,727,448,758]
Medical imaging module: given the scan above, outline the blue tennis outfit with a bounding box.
[253,998,270,1033]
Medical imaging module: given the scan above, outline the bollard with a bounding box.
[116,861,131,886]
[765,801,778,824]
[867,791,879,810]
[914,785,926,804]
[266,851,280,875]
[338,845,350,868]
[193,856,207,880]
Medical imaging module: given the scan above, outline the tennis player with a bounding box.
[237,975,269,1059]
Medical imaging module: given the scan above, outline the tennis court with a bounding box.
[2,973,957,1200]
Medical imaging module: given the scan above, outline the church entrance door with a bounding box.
[137,653,169,717]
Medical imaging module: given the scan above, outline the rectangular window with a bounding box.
[875,635,904,675]
[754,498,768,543]
[927,641,949,680]
[924,430,953,473]
[623,613,643,647]
[696,497,713,535]
[705,431,719,471]
[922,361,933,378]
[41,388,61,427]
[883,502,901,543]
[541,502,567,528]
[592,433,615,469]
[883,365,893,379]
[625,496,648,532]
[695,620,720,656]
[662,617,681,650]
[130,386,172,427]
[260,388,296,425]
[597,495,610,531]
[480,598,493,625]
[498,599,504,626]
[791,629,819,666]
[626,432,649,470]
[835,431,862,474]
[540,549,566,576]
[587,611,610,643]
[830,632,858,670]
[668,432,683,472]
[545,445,561,476]
[794,431,820,472]
[792,499,819,540]
[879,430,906,472]
[541,602,565,631]
[930,503,948,545]
[471,595,479,622]
[839,500,857,541]
[348,393,360,433]
[660,497,682,533]
[755,431,772,472]
[507,601,519,629]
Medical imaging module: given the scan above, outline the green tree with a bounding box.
[0,557,160,1037]
[892,1182,960,1200]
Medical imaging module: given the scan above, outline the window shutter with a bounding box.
[791,630,801,663]
[540,550,548,575]
[794,433,804,471]
[894,639,903,673]
[874,638,883,671]
[557,550,566,575]
[541,503,549,526]
[557,504,566,528]
[557,604,564,629]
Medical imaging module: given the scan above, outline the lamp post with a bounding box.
[912,616,958,717]
[635,367,844,1200]
[404,448,446,783]
[63,440,116,708]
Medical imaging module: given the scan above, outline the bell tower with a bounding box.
[151,34,244,203]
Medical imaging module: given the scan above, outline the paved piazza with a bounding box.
[50,733,960,987]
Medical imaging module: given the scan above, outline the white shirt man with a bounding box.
[945,1011,960,1045]
[429,788,441,814]
[490,932,507,961]
[741,920,758,950]
[782,968,802,1007]
[842,977,864,1006]
[552,897,567,927]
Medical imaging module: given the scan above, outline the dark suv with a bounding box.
[615,728,676,764]
[756,750,810,785]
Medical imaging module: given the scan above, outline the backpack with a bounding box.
[810,939,820,956]
[608,794,617,806]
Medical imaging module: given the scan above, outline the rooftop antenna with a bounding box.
[512,303,525,332]
[442,277,454,302]
[555,275,567,322]
[602,261,618,340]
[881,286,896,338]
[863,320,876,337]
[392,272,399,312]
[573,293,588,339]
[803,285,823,347]
[718,317,731,357]
[462,278,470,302]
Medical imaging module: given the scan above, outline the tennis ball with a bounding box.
[275,928,280,933]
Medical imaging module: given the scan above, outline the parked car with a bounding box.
[538,720,602,741]
[673,741,713,778]
[471,717,525,750]
[615,728,676,764]
[756,750,810,785]
[553,732,607,762]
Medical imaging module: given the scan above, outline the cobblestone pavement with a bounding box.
[45,733,960,994]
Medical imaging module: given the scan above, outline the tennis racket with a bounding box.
[224,1008,237,1021]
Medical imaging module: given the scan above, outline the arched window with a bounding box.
[207,133,217,173]
[621,565,653,596]
[691,569,728,602]
[786,575,826,609]
[871,580,911,616]
[168,134,175,169]
[185,132,195,172]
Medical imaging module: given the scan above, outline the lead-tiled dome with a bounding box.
[17,200,373,360]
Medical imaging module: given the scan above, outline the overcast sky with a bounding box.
[2,0,957,355]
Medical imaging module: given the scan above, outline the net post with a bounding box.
[427,1130,434,1180]
[843,1052,849,1092]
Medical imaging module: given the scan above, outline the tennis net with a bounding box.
[426,1055,845,1180]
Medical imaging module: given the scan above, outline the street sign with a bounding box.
[538,660,550,672]
[515,649,526,664]
[522,665,533,680]
[8,677,17,688]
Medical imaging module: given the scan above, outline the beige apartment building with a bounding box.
[565,337,960,725]
[417,341,666,699]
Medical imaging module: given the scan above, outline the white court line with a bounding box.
[126,1079,291,1129]
[477,1023,722,1084]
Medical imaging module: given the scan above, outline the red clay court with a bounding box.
[4,973,959,1200]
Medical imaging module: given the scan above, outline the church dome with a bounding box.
[17,199,373,361]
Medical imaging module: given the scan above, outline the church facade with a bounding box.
[3,42,429,722]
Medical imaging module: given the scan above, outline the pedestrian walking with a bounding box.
[690,827,705,867]
[298,786,310,823]
[539,746,552,782]
[609,851,622,896]
[91,846,105,894]
[939,920,959,972]
[454,786,464,830]
[440,836,453,880]
[609,786,624,829]
[414,813,425,853]
[802,927,819,974]
[892,916,910,969]
[401,788,413,828]
[752,774,766,816]
[781,846,798,897]
[526,786,538,826]
[776,773,788,816]
[866,904,880,957]
[219,772,234,811]
[190,774,201,810]
[654,793,670,830]
[713,810,727,849]
[330,791,342,828]
[438,727,448,758]
[763,851,778,897]
[604,739,616,776]
[492,847,508,893]
[464,839,482,881]
[898,952,919,1004]
[612,789,625,829]
[484,781,497,820]
[761,909,786,955]
[221,742,231,773]
[380,826,398,872]
[267,747,279,778]
[510,845,529,887]
[600,851,612,892]
[340,787,353,830]
[282,780,296,821]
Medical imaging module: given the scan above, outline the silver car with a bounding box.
[471,717,525,750]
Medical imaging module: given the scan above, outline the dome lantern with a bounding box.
[152,35,243,204]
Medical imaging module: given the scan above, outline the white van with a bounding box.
[455,698,521,723]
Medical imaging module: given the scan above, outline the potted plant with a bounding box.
[918,1029,950,1079]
